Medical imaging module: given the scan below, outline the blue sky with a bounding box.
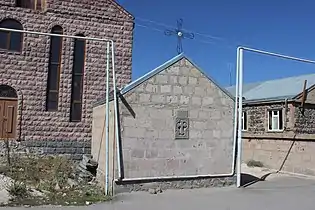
[117,0,315,87]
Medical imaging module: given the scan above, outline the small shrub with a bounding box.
[1,155,111,206]
[247,159,264,168]
[7,181,28,198]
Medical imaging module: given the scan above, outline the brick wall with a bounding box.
[0,0,133,159]
[117,58,235,183]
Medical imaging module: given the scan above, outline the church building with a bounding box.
[0,0,134,159]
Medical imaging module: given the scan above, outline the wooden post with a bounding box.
[301,80,307,114]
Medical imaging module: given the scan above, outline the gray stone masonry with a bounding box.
[115,176,236,192]
[0,0,133,159]
[242,87,315,176]
[119,58,235,183]
[243,87,315,136]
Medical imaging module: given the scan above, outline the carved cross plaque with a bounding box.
[175,110,189,140]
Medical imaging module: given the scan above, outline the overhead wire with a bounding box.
[134,17,242,49]
[135,23,219,47]
[136,16,225,41]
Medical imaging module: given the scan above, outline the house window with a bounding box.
[268,109,283,131]
[70,34,86,122]
[16,0,46,11]
[242,111,247,131]
[46,26,63,111]
[0,19,23,52]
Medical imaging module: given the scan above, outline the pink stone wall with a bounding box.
[0,0,133,159]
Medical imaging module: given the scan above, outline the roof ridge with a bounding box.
[254,72,315,84]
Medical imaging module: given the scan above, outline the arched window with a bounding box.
[70,34,86,122]
[46,25,63,111]
[16,0,46,11]
[0,19,23,52]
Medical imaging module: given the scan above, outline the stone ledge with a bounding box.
[0,139,91,161]
[114,176,236,193]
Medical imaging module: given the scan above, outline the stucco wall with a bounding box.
[92,102,116,190]
[0,0,133,159]
[118,58,235,180]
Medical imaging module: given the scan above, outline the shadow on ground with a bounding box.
[241,172,273,187]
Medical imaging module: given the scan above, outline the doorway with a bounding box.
[0,85,18,139]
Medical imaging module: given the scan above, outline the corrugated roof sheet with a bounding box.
[226,73,315,101]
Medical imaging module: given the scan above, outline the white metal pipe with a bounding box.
[115,173,237,182]
[0,27,116,194]
[0,27,113,42]
[234,47,240,187]
[110,42,122,180]
[236,47,244,188]
[104,42,111,196]
[114,52,241,184]
[240,47,315,64]
[116,46,315,186]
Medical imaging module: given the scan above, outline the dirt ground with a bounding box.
[3,168,315,210]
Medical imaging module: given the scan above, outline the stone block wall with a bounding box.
[119,58,235,180]
[242,90,315,176]
[294,103,315,134]
[0,0,133,159]
[243,138,315,176]
[243,102,292,134]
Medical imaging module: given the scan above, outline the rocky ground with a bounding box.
[0,154,110,207]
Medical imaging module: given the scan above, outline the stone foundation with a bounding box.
[0,139,91,160]
[114,176,236,193]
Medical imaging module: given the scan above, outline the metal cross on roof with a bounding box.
[164,18,194,55]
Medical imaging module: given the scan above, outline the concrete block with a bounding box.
[202,97,214,106]
[151,118,167,130]
[188,77,198,85]
[123,127,146,138]
[169,75,178,84]
[144,129,159,139]
[189,130,203,139]
[168,66,180,75]
[149,108,173,119]
[165,159,180,171]
[173,86,183,94]
[191,97,202,106]
[166,95,178,104]
[158,130,174,139]
[179,95,190,105]
[191,121,207,130]
[213,130,221,138]
[184,86,194,94]
[198,77,210,86]
[131,149,145,158]
[151,94,165,103]
[210,110,221,120]
[198,111,209,120]
[145,150,158,158]
[145,84,159,93]
[189,110,199,119]
[178,76,188,85]
[161,85,172,93]
[155,75,168,84]
[194,86,206,96]
[139,93,151,103]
